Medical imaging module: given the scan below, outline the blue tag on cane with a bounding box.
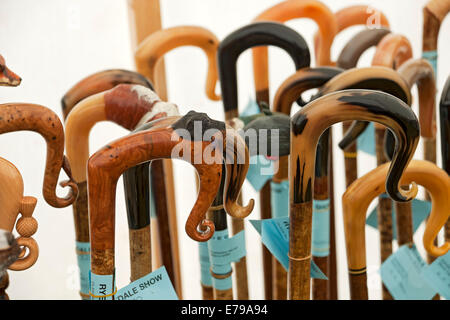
[380,244,436,300]
[250,218,327,280]
[76,242,90,299]
[246,155,274,191]
[89,271,116,300]
[115,266,178,300]
[357,122,376,156]
[421,251,450,299]
[366,197,431,239]
[271,180,289,218]
[198,242,212,287]
[422,51,437,78]
[312,199,330,257]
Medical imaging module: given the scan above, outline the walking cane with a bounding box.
[311,4,390,299]
[289,89,420,300]
[342,160,450,299]
[276,66,411,299]
[0,229,20,300]
[335,27,392,195]
[440,75,450,240]
[87,111,253,300]
[135,26,220,298]
[64,84,180,297]
[218,21,310,300]
[271,66,343,300]
[0,157,39,299]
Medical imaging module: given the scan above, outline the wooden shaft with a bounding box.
[342,122,358,187]
[129,226,151,281]
[395,201,413,246]
[328,138,338,300]
[230,215,248,300]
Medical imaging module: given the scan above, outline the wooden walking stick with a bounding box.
[0,157,39,299]
[87,111,254,300]
[64,84,181,297]
[218,21,310,300]
[312,4,390,299]
[342,160,450,299]
[135,26,221,298]
[271,66,343,299]
[440,75,450,241]
[0,104,77,208]
[275,66,411,300]
[0,229,20,300]
[289,89,420,300]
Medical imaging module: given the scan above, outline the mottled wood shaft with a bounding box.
[289,202,312,300]
[272,259,287,299]
[214,288,233,300]
[72,181,90,243]
[259,181,272,300]
[349,273,369,300]
[342,122,358,187]
[231,215,248,300]
[375,127,393,300]
[129,226,151,282]
[201,285,214,300]
[395,201,413,246]
[91,248,115,276]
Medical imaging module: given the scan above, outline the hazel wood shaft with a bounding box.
[289,90,420,299]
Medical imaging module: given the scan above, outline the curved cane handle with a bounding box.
[314,5,390,65]
[372,33,413,70]
[0,54,21,87]
[0,104,77,208]
[253,0,336,73]
[135,26,220,101]
[423,0,450,52]
[218,21,310,117]
[291,89,419,203]
[337,28,391,69]
[61,69,153,119]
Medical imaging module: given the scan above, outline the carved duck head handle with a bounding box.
[0,55,21,87]
[0,104,77,208]
[218,21,310,116]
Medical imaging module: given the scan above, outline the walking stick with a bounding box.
[64,84,181,297]
[289,89,420,300]
[342,160,450,299]
[218,21,310,300]
[135,26,220,298]
[276,66,411,299]
[312,4,390,299]
[440,76,450,241]
[87,111,253,300]
[0,157,39,299]
[271,66,343,299]
[0,229,20,300]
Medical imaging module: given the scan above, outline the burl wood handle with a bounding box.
[135,25,220,101]
[0,104,77,208]
[218,21,310,116]
[0,55,21,87]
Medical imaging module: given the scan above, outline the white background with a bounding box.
[0,0,448,300]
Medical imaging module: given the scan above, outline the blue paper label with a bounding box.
[198,242,212,287]
[207,229,236,290]
[246,155,274,191]
[207,230,246,265]
[76,242,90,299]
[240,98,260,117]
[366,198,431,240]
[421,251,450,299]
[270,180,289,218]
[357,122,376,156]
[89,271,116,300]
[380,244,436,300]
[422,51,437,78]
[312,199,330,257]
[250,218,327,280]
[115,266,178,300]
